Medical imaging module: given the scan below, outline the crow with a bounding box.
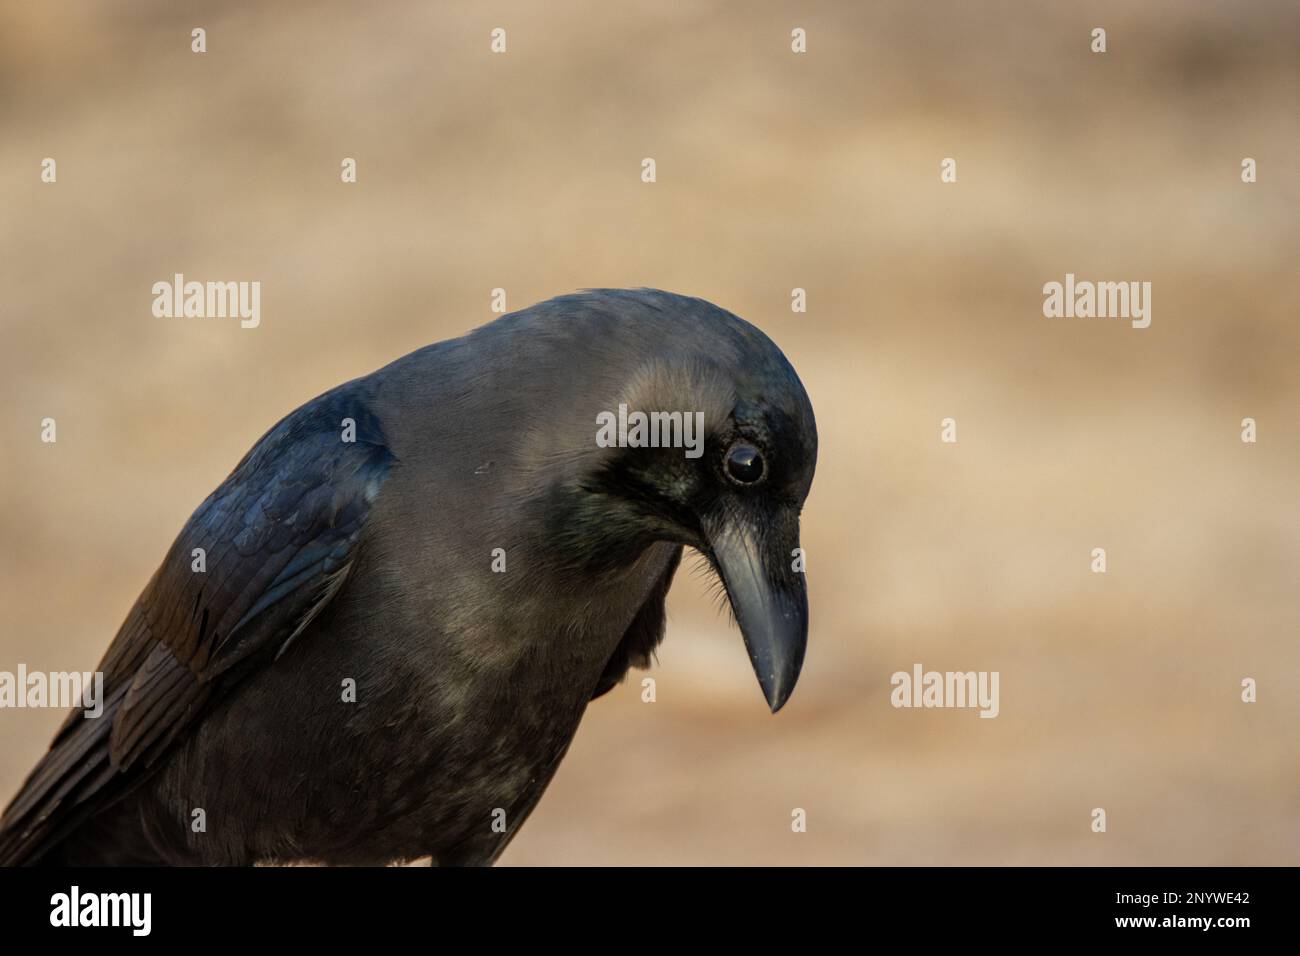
[0,289,818,866]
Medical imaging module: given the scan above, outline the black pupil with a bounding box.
[726,444,764,483]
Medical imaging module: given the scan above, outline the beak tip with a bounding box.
[761,671,798,713]
[745,612,806,715]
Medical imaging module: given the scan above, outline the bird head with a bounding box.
[531,291,818,712]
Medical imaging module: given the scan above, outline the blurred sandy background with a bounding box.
[2,1,1298,865]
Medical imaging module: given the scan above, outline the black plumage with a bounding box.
[0,289,817,865]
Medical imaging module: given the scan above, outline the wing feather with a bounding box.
[0,386,396,865]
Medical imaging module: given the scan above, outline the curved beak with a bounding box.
[705,513,808,712]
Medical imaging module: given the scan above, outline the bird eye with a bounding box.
[724,442,765,484]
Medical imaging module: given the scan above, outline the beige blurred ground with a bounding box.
[1,1,1298,865]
